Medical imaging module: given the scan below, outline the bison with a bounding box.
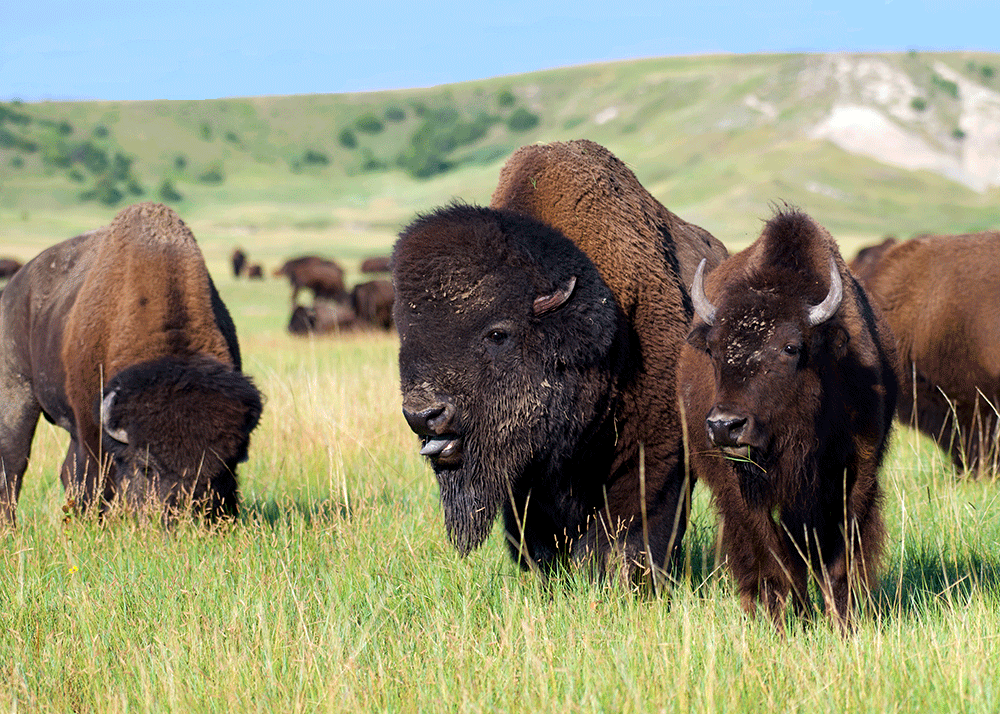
[394,139,727,583]
[273,255,346,307]
[246,264,264,280]
[351,279,394,330]
[0,258,22,281]
[0,202,263,525]
[850,230,1000,474]
[678,209,897,630]
[287,299,357,336]
[231,247,247,278]
[360,255,392,274]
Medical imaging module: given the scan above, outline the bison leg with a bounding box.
[716,503,795,630]
[0,383,42,526]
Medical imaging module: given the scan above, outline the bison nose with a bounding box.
[706,411,748,448]
[402,401,456,437]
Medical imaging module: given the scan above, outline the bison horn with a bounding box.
[806,257,843,326]
[533,275,577,316]
[691,258,717,326]
[101,390,129,444]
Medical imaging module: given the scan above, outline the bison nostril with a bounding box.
[707,416,748,447]
[402,402,456,436]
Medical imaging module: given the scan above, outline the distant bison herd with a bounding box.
[1,138,998,633]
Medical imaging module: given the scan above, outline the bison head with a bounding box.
[96,355,263,518]
[685,250,846,504]
[393,204,624,554]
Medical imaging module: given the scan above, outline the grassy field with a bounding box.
[2,265,1000,713]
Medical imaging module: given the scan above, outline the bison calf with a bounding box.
[0,202,263,524]
[678,209,897,630]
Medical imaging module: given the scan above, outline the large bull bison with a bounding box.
[850,230,1000,474]
[678,209,897,630]
[274,255,346,307]
[393,139,727,583]
[0,202,263,524]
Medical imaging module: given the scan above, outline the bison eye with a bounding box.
[487,329,508,345]
[783,343,800,357]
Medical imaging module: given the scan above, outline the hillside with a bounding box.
[2,51,999,268]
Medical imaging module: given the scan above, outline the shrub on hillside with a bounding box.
[931,74,959,99]
[174,154,187,171]
[303,149,330,165]
[80,175,123,206]
[355,113,385,134]
[384,106,406,122]
[198,162,225,184]
[911,97,927,111]
[93,125,109,138]
[506,107,540,132]
[158,178,183,202]
[339,128,357,149]
[497,89,516,108]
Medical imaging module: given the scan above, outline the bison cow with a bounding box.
[351,279,394,330]
[0,202,263,524]
[678,209,897,631]
[273,255,346,307]
[850,230,1000,474]
[394,139,727,584]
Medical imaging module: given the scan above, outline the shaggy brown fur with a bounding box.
[851,231,1000,474]
[678,209,897,631]
[395,139,727,583]
[0,202,262,524]
[274,255,346,306]
[287,300,357,336]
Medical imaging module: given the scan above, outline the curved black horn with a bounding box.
[101,390,129,444]
[533,276,577,316]
[807,257,843,326]
[691,258,717,325]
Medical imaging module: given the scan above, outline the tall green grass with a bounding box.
[3,283,999,712]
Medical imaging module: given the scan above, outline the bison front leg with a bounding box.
[717,506,796,631]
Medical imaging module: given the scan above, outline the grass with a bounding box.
[3,274,1000,712]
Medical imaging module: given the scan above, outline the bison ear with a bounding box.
[686,322,710,353]
[533,276,577,316]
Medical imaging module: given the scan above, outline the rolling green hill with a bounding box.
[2,51,999,271]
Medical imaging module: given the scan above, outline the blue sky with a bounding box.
[3,0,999,102]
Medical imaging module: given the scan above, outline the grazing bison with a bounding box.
[287,299,357,336]
[0,202,263,525]
[0,258,22,281]
[246,264,264,280]
[394,139,727,582]
[351,279,394,330]
[360,255,392,274]
[850,230,1000,474]
[274,255,346,307]
[848,236,897,284]
[231,247,247,278]
[678,209,897,630]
